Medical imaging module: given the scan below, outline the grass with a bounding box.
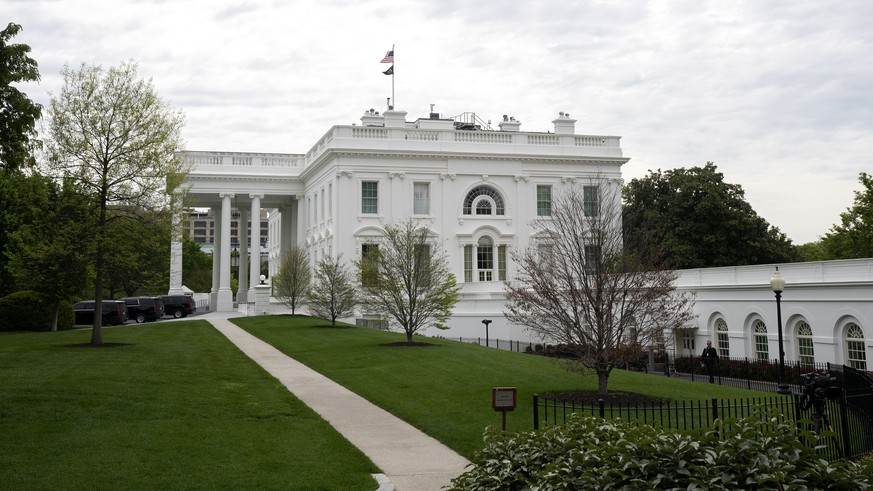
[0,321,379,490]
[236,315,777,458]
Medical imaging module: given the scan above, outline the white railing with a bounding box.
[182,151,303,168]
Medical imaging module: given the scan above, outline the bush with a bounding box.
[0,291,74,332]
[449,413,873,490]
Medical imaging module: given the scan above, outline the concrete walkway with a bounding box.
[207,317,470,491]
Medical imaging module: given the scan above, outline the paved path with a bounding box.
[207,317,470,491]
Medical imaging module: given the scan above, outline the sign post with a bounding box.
[491,387,517,431]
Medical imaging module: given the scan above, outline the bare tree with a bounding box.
[43,61,186,346]
[356,219,461,344]
[273,246,310,314]
[505,179,695,395]
[307,254,357,327]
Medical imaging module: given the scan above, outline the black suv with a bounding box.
[72,300,128,326]
[121,297,165,323]
[161,295,196,318]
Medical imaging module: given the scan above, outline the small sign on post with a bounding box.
[492,387,517,431]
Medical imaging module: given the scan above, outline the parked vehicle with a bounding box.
[72,300,128,326]
[121,297,165,323]
[160,295,196,318]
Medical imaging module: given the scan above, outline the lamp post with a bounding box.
[770,268,791,395]
[482,319,492,348]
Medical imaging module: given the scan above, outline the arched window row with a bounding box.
[711,318,867,370]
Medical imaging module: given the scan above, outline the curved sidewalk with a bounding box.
[208,317,470,491]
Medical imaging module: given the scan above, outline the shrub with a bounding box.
[449,414,873,490]
[0,291,74,332]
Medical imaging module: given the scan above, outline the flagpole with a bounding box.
[391,44,395,109]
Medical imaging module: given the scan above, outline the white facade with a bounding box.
[171,108,872,368]
[174,108,626,341]
[674,259,873,370]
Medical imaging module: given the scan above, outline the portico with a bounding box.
[169,151,305,312]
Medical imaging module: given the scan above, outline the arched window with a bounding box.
[797,321,815,366]
[716,319,729,358]
[754,320,769,361]
[846,323,867,370]
[463,186,505,215]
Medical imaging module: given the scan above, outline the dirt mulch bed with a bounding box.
[380,341,439,347]
[64,342,133,348]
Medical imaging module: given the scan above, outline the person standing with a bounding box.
[702,340,718,383]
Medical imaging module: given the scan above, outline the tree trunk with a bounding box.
[596,367,610,395]
[51,300,59,332]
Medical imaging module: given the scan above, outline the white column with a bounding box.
[237,206,249,305]
[168,210,184,295]
[210,207,221,310]
[281,200,295,260]
[217,193,235,311]
[248,194,263,300]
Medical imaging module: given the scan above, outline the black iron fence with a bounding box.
[668,354,834,390]
[533,365,873,460]
[456,337,543,353]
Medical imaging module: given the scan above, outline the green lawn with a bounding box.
[237,315,777,458]
[0,321,379,490]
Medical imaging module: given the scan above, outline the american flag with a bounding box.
[380,50,394,63]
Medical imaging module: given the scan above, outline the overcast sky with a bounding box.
[9,0,873,244]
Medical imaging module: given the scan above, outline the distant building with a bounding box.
[184,208,269,248]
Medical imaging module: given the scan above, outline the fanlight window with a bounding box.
[846,323,867,370]
[797,321,815,365]
[754,320,769,361]
[463,186,505,215]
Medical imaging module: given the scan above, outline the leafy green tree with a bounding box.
[307,254,357,327]
[820,172,873,259]
[623,162,798,269]
[102,208,171,297]
[506,180,695,395]
[181,236,212,293]
[6,177,95,330]
[0,22,42,171]
[43,61,185,345]
[273,246,310,314]
[356,219,461,344]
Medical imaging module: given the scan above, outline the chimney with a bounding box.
[383,109,408,128]
[498,114,522,132]
[552,111,576,135]
[360,108,384,127]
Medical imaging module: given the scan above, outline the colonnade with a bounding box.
[168,192,300,312]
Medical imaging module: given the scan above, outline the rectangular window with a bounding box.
[681,332,695,351]
[755,335,769,361]
[464,245,473,283]
[497,245,507,281]
[477,244,493,281]
[361,244,379,286]
[536,185,551,217]
[413,182,430,215]
[583,185,599,217]
[848,340,867,370]
[717,332,730,358]
[798,337,815,365]
[584,244,600,272]
[362,181,378,214]
[414,244,431,285]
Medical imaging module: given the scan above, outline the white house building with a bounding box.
[169,107,871,369]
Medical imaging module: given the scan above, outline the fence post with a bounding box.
[745,358,751,390]
[838,391,852,458]
[533,394,539,430]
[598,399,605,419]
